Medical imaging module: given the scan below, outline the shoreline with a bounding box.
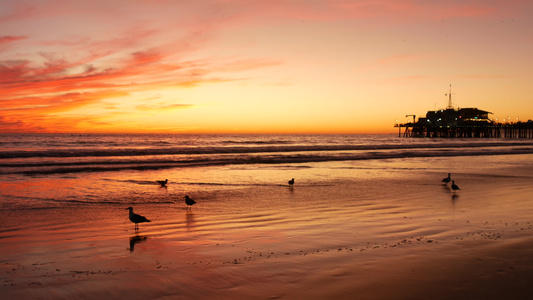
[2,155,533,299]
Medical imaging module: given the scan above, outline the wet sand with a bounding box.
[2,155,533,299]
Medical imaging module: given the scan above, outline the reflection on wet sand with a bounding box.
[129,234,148,252]
[288,185,294,194]
[451,194,459,209]
[186,210,196,231]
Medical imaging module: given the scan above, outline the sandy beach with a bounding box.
[2,154,533,299]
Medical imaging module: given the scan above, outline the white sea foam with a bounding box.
[1,134,533,175]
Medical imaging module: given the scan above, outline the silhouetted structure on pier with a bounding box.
[395,86,533,138]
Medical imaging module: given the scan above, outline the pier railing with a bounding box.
[395,122,533,138]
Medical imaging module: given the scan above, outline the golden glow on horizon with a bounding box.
[1,1,532,134]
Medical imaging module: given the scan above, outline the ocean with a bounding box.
[1,133,533,210]
[2,133,533,173]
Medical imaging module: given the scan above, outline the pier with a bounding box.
[396,85,533,139]
[395,122,533,138]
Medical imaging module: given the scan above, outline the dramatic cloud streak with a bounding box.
[0,35,28,45]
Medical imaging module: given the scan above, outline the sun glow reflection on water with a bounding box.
[2,154,533,298]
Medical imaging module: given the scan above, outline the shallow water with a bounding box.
[2,134,533,299]
[2,133,533,176]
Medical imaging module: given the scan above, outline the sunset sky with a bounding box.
[1,0,532,134]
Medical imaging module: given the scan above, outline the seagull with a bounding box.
[185,195,196,208]
[125,207,151,230]
[157,179,168,186]
[441,173,451,185]
[451,180,461,192]
[288,178,294,186]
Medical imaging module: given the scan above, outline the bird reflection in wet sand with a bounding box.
[186,210,196,231]
[129,234,148,252]
[125,207,151,231]
[451,194,459,209]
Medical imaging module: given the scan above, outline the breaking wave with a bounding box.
[1,134,533,175]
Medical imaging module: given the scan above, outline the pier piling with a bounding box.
[395,123,533,139]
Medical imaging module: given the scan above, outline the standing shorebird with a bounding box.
[125,207,151,231]
[441,173,451,185]
[185,195,196,209]
[451,180,461,192]
[288,178,295,186]
[157,179,168,187]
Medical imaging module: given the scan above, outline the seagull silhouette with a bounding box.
[185,195,196,209]
[441,173,451,185]
[288,178,294,186]
[451,180,461,192]
[157,179,168,186]
[125,207,151,230]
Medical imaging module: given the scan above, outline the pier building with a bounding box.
[395,86,533,138]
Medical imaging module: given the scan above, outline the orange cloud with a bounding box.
[0,21,279,132]
[0,35,27,45]
[136,102,194,112]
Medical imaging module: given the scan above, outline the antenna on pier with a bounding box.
[445,84,455,109]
